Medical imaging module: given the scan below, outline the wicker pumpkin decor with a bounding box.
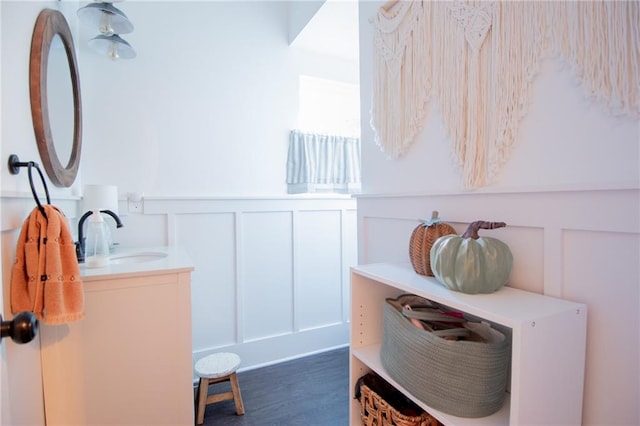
[409,211,456,276]
[430,221,513,294]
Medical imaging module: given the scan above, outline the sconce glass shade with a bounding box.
[77,2,134,35]
[83,184,119,214]
[88,34,136,60]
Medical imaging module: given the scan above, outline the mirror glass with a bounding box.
[47,34,74,165]
[30,9,82,187]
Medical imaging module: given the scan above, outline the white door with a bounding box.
[1,219,5,426]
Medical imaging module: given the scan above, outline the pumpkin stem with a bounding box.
[424,210,442,226]
[462,221,507,239]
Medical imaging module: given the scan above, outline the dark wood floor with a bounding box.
[195,347,350,426]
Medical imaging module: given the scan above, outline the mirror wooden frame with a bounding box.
[30,9,82,187]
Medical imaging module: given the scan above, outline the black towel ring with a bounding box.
[8,154,51,219]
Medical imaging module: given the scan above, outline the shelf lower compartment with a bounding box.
[351,344,510,426]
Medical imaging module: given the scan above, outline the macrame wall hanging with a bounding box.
[370,0,640,188]
[371,1,430,159]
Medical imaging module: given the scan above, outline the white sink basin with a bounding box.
[109,251,168,265]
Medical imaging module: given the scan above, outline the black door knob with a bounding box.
[0,312,38,344]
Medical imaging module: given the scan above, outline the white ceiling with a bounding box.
[290,0,359,63]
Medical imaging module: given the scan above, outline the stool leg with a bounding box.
[229,372,245,415]
[196,377,209,425]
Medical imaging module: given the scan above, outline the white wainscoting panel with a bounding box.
[1,194,356,404]
[176,212,237,349]
[141,196,357,371]
[342,209,358,322]
[563,229,639,425]
[241,211,294,342]
[356,187,639,425]
[296,210,343,331]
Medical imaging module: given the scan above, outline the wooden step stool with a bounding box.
[195,352,245,425]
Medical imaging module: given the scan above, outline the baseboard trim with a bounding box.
[192,323,349,382]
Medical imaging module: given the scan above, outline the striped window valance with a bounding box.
[286,130,361,194]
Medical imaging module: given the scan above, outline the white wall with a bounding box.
[1,0,359,198]
[1,1,358,424]
[288,0,324,44]
[357,2,639,425]
[78,0,358,197]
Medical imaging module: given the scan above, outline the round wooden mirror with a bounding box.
[30,9,82,187]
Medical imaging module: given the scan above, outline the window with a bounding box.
[298,75,360,137]
[287,76,361,194]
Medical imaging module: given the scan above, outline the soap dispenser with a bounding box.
[85,210,110,268]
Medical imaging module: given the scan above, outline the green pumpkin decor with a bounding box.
[430,221,513,294]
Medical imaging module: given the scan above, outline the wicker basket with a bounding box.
[360,383,440,426]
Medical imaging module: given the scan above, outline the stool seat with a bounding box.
[195,352,241,379]
[195,352,245,424]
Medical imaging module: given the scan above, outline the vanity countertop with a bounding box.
[79,245,194,281]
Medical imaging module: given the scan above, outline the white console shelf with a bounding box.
[350,263,587,426]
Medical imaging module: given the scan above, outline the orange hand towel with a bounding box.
[11,205,85,324]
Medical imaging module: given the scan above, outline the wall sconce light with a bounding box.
[88,34,136,60]
[83,184,119,214]
[77,2,133,35]
[77,1,136,60]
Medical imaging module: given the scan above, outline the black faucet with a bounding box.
[75,209,124,263]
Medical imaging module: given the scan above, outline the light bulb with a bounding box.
[108,43,120,61]
[88,34,135,60]
[98,14,115,36]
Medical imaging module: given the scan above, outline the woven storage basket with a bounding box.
[360,383,440,426]
[380,294,510,418]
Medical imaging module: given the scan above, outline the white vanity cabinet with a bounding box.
[40,247,194,426]
[350,263,587,426]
